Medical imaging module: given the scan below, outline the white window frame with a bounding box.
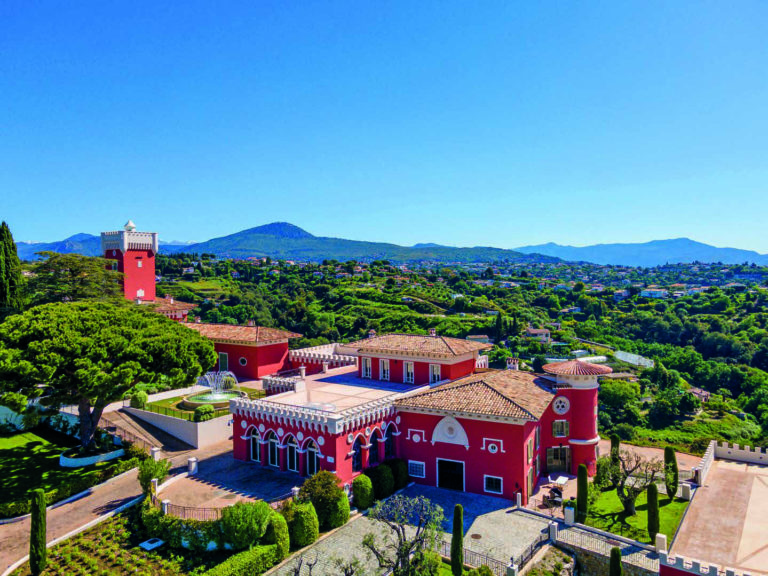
[361,357,372,379]
[528,438,534,463]
[403,361,415,384]
[429,364,441,384]
[137,260,143,268]
[380,359,390,381]
[408,460,426,478]
[136,289,144,298]
[484,475,503,495]
[553,420,570,438]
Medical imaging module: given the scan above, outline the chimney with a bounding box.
[429,328,437,337]
[368,329,376,339]
[506,357,519,371]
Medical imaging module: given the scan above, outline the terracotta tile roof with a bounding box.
[542,359,612,376]
[343,333,491,358]
[185,323,301,344]
[151,297,197,313]
[395,370,555,420]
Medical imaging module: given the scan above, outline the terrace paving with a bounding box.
[671,459,768,575]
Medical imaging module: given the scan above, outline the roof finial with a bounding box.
[124,220,136,231]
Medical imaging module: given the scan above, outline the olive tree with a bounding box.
[0,302,216,449]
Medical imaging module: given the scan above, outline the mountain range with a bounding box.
[514,238,768,267]
[16,223,768,267]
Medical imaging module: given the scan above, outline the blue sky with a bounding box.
[2,2,767,251]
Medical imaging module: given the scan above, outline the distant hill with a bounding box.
[161,222,550,264]
[515,238,768,267]
[17,233,191,261]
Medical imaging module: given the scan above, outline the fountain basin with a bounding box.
[178,391,245,411]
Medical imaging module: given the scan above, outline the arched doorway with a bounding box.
[384,426,396,459]
[369,429,381,465]
[305,440,319,476]
[352,436,364,472]
[266,431,279,467]
[286,436,298,472]
[248,428,260,462]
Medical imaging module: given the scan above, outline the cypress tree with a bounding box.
[451,504,464,576]
[664,446,678,500]
[29,488,47,575]
[647,483,660,543]
[609,547,623,576]
[576,463,589,523]
[0,221,23,311]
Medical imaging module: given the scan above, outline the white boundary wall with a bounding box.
[692,440,716,485]
[123,407,232,448]
[714,441,768,465]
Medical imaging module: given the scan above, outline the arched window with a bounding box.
[352,436,364,472]
[369,429,380,465]
[384,426,396,459]
[306,440,319,476]
[249,429,261,463]
[286,436,298,472]
[266,431,279,467]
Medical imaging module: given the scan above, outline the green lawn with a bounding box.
[585,488,688,543]
[0,429,126,506]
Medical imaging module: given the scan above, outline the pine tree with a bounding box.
[609,547,623,576]
[647,483,660,543]
[576,464,589,523]
[0,221,23,312]
[664,446,678,500]
[29,488,47,575]
[451,504,464,576]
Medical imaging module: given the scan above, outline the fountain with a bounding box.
[179,371,246,410]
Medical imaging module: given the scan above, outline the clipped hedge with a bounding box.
[194,404,216,422]
[263,512,290,561]
[130,391,148,409]
[329,491,350,530]
[282,501,319,548]
[298,470,349,531]
[204,544,278,576]
[383,458,409,490]
[364,464,395,500]
[352,474,374,510]
[141,498,226,552]
[221,501,272,551]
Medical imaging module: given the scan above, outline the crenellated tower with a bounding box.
[101,220,158,302]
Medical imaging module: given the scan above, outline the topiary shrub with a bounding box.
[576,464,588,524]
[412,550,441,576]
[283,501,319,548]
[352,474,374,510]
[451,504,464,576]
[364,464,395,500]
[263,512,290,561]
[29,489,47,576]
[329,490,351,530]
[193,404,215,422]
[664,446,679,500]
[298,470,347,531]
[221,501,272,551]
[647,483,660,543]
[383,458,409,490]
[130,390,148,409]
[594,456,612,490]
[203,544,278,576]
[138,457,172,495]
[610,546,623,576]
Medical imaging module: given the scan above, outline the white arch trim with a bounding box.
[240,425,260,440]
[431,416,470,449]
[383,421,400,436]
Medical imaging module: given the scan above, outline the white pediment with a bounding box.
[431,416,469,448]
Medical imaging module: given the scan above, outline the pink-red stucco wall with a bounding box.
[356,356,476,385]
[105,249,156,301]
[213,342,289,380]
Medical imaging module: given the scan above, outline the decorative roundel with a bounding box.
[277,427,284,437]
[317,436,325,446]
[239,357,247,366]
[445,425,456,439]
[412,434,421,443]
[297,431,304,441]
[553,397,570,415]
[395,416,401,425]
[347,434,354,444]
[240,420,247,429]
[365,427,371,436]
[258,424,265,433]
[488,443,499,454]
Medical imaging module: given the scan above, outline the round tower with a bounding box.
[542,360,612,475]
